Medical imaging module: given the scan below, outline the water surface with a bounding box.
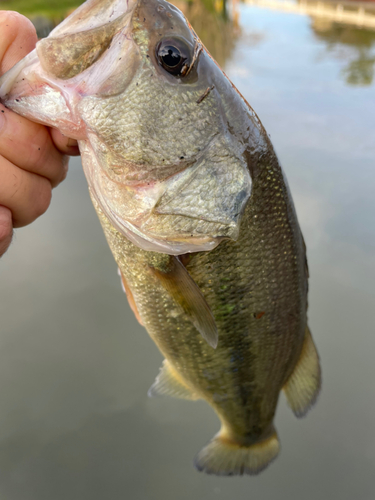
[0,2,374,499]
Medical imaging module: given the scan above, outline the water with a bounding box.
[0,2,375,499]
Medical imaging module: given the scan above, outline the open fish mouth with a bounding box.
[0,0,252,255]
[0,0,140,138]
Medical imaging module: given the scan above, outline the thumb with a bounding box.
[0,12,37,257]
[0,11,37,76]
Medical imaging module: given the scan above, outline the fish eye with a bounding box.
[160,46,182,68]
[156,38,191,77]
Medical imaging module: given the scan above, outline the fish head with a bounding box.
[0,0,265,254]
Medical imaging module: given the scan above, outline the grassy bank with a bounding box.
[0,0,83,18]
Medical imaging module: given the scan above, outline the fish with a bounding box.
[0,0,321,475]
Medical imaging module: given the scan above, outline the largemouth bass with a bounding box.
[0,0,321,475]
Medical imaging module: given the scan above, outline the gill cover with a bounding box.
[0,0,254,255]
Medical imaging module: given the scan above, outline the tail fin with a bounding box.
[194,426,280,476]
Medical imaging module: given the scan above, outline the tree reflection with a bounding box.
[343,52,375,85]
[311,18,375,86]
[171,0,239,67]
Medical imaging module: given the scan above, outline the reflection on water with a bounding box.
[247,0,375,85]
[0,0,374,499]
[311,18,375,85]
[172,0,239,66]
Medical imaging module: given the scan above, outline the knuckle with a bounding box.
[51,157,69,188]
[31,178,52,220]
[0,216,12,240]
[0,208,13,257]
[28,129,66,187]
[58,156,70,185]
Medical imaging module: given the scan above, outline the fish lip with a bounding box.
[0,58,87,140]
[0,50,38,100]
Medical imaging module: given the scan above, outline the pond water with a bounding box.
[0,1,374,499]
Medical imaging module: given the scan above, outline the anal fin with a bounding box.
[148,359,200,400]
[149,256,218,348]
[283,326,321,417]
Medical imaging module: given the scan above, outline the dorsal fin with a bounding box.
[148,360,200,400]
[149,256,218,349]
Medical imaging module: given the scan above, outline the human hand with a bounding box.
[0,11,80,257]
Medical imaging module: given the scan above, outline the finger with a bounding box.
[0,205,12,257]
[0,13,80,159]
[0,11,37,74]
[0,104,69,187]
[0,13,69,188]
[50,129,80,156]
[0,155,52,227]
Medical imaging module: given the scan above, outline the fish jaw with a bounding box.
[0,0,140,138]
[0,49,85,139]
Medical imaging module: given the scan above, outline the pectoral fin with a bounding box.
[283,326,321,417]
[148,360,200,400]
[149,256,218,349]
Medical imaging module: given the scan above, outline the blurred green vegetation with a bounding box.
[0,0,227,18]
[311,19,375,85]
[0,0,83,18]
[174,0,238,66]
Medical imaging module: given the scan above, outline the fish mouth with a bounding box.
[0,0,140,135]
